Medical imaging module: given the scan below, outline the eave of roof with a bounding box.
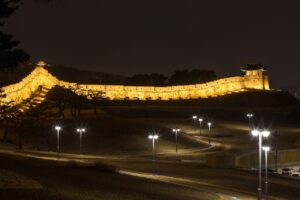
[241,64,267,71]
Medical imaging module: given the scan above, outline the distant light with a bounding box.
[149,134,159,140]
[198,118,203,122]
[55,126,61,131]
[192,115,197,119]
[247,113,254,118]
[77,128,86,133]
[208,122,212,126]
[36,60,46,67]
[172,128,180,132]
[262,146,270,151]
[251,130,259,136]
[262,130,270,137]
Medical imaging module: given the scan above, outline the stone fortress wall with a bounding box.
[0,63,270,106]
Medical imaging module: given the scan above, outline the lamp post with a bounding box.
[263,146,270,200]
[274,131,279,173]
[148,134,159,175]
[172,128,180,153]
[207,122,212,144]
[55,126,61,160]
[192,115,197,124]
[246,113,254,128]
[76,128,86,154]
[251,129,270,200]
[198,118,203,135]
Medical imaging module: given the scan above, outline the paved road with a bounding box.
[0,118,299,200]
[0,149,300,200]
[0,155,227,200]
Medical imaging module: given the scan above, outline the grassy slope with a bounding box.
[25,115,206,157]
[1,90,299,158]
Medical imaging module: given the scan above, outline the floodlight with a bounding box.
[262,146,270,151]
[251,130,259,136]
[262,130,270,137]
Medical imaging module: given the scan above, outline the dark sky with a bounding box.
[4,0,300,87]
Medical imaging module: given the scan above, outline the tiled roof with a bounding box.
[241,64,267,71]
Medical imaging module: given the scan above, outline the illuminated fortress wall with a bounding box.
[0,65,270,106]
[1,67,59,105]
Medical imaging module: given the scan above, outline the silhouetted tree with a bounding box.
[68,84,86,117]
[86,90,105,114]
[0,101,19,142]
[168,69,190,85]
[169,69,217,85]
[0,0,21,25]
[46,86,69,118]
[14,93,56,149]
[189,69,217,84]
[149,73,167,86]
[125,74,149,86]
[0,85,57,148]
[125,73,167,86]
[0,0,30,84]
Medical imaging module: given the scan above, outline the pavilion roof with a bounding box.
[241,64,267,71]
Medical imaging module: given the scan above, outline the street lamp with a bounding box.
[207,122,212,144]
[198,118,203,135]
[76,128,86,154]
[251,129,270,200]
[246,113,254,128]
[192,115,197,124]
[172,128,180,153]
[148,134,159,175]
[263,146,270,200]
[55,126,61,160]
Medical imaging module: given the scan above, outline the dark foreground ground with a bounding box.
[0,91,299,200]
[0,155,222,200]
[0,151,300,200]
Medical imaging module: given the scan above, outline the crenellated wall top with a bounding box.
[0,63,270,106]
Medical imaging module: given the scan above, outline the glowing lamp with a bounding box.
[262,130,270,137]
[148,134,159,140]
[247,113,254,118]
[262,146,270,152]
[172,128,180,132]
[36,60,46,67]
[251,130,259,136]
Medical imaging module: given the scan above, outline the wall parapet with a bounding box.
[0,65,270,106]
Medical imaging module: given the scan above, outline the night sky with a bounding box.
[4,0,300,87]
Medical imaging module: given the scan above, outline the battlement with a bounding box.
[0,63,270,106]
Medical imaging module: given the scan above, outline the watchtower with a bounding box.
[241,64,269,90]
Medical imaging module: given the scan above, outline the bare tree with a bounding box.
[68,84,87,117]
[0,101,20,142]
[46,86,69,118]
[16,96,56,149]
[86,90,105,114]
